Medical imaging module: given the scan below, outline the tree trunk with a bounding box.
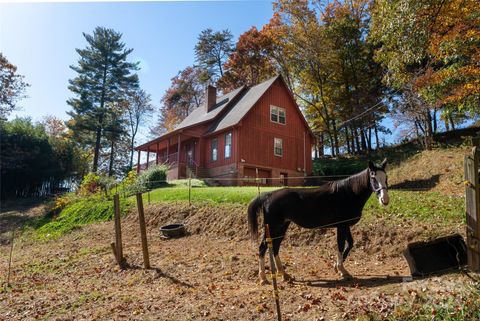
[129,138,135,170]
[332,120,340,157]
[92,122,102,173]
[108,139,115,177]
[360,128,367,152]
[345,127,351,155]
[374,123,380,150]
[432,108,437,133]
[449,114,456,130]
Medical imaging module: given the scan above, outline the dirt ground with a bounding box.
[1,201,477,320]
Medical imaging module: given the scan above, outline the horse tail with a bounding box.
[247,192,270,243]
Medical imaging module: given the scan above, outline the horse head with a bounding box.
[368,158,389,206]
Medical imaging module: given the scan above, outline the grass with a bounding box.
[141,185,281,204]
[28,194,133,239]
[141,185,465,224]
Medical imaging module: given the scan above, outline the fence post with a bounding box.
[136,193,150,269]
[188,172,192,206]
[6,230,15,287]
[465,146,480,272]
[265,224,282,321]
[113,193,125,268]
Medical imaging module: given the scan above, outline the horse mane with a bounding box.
[332,168,370,194]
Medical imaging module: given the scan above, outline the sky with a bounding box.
[0,0,273,142]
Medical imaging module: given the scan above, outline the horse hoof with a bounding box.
[341,273,353,280]
[281,273,293,282]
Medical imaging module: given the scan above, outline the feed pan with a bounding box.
[160,223,186,238]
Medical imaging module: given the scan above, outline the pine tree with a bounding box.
[67,27,139,172]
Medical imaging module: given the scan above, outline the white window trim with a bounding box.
[270,105,286,125]
[224,132,232,159]
[274,137,283,157]
[211,138,218,161]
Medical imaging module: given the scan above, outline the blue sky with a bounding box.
[1,0,273,141]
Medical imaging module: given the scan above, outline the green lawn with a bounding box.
[139,185,465,224]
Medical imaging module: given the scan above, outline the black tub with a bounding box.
[160,223,186,238]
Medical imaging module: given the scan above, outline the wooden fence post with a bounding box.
[465,146,480,271]
[113,193,125,268]
[6,230,15,287]
[188,173,192,206]
[136,193,150,269]
[265,224,282,321]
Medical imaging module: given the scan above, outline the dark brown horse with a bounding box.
[248,160,389,283]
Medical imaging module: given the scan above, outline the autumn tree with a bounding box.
[151,66,204,136]
[370,0,479,145]
[67,27,139,173]
[217,27,276,92]
[0,53,29,119]
[270,0,387,156]
[194,28,234,84]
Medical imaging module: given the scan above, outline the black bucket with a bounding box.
[404,234,467,276]
[160,223,186,238]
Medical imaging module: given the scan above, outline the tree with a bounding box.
[369,0,479,146]
[123,89,154,170]
[0,118,88,199]
[270,0,387,156]
[151,66,204,136]
[0,53,29,119]
[194,28,234,84]
[67,27,139,173]
[217,27,276,92]
[41,115,66,138]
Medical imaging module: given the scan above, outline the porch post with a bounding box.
[177,135,181,162]
[156,142,159,165]
[146,149,150,169]
[167,138,170,162]
[137,150,141,173]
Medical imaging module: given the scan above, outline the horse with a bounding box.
[247,159,389,284]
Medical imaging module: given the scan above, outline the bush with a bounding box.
[138,164,168,190]
[78,172,101,195]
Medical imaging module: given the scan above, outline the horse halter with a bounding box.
[369,169,388,195]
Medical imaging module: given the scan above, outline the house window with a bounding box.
[270,105,286,125]
[225,132,232,158]
[274,138,283,156]
[211,138,218,161]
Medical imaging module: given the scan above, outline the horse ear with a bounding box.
[381,158,387,170]
[368,161,375,170]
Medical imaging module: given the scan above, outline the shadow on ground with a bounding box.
[390,174,441,191]
[292,274,407,289]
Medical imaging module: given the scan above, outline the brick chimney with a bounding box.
[205,85,217,113]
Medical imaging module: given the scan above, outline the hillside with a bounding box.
[387,147,468,196]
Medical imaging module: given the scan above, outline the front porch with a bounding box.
[135,131,200,181]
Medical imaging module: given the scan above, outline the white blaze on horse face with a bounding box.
[375,170,389,205]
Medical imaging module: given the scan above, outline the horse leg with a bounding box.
[334,226,352,280]
[272,222,291,281]
[343,226,354,261]
[258,239,268,284]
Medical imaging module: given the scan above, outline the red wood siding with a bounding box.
[238,78,312,174]
[204,129,237,169]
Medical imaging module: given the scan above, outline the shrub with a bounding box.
[78,172,101,195]
[138,164,168,190]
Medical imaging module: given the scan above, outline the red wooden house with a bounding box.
[135,75,314,185]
